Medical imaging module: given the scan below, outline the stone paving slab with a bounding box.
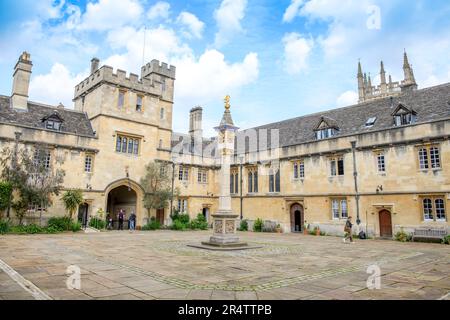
[0,231,448,300]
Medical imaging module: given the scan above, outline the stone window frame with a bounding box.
[84,154,94,173]
[331,197,348,220]
[268,167,280,194]
[178,166,189,182]
[177,198,188,214]
[197,168,208,184]
[376,152,386,174]
[136,95,144,112]
[230,170,239,195]
[416,144,441,171]
[118,90,126,108]
[33,148,52,171]
[247,167,258,194]
[420,196,447,222]
[330,156,344,177]
[292,160,305,180]
[115,133,141,156]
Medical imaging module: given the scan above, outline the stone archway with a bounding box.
[290,203,304,233]
[104,179,144,229]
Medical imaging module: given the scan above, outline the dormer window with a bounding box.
[392,104,417,126]
[42,113,63,131]
[365,117,377,127]
[314,116,339,140]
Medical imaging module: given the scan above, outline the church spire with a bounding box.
[401,50,418,91]
[357,60,365,102]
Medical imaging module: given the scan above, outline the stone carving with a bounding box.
[225,220,235,234]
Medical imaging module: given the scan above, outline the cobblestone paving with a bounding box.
[0,231,449,300]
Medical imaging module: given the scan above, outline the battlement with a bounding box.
[141,59,176,80]
[74,65,163,100]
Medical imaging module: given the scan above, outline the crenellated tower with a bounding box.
[357,51,418,103]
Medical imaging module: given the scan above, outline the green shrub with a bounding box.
[48,217,72,231]
[71,222,82,232]
[24,224,43,234]
[253,218,263,232]
[89,217,106,230]
[239,219,248,231]
[177,214,190,224]
[45,226,59,234]
[0,220,10,234]
[171,219,187,231]
[442,235,450,245]
[395,228,411,242]
[189,214,208,230]
[142,217,161,231]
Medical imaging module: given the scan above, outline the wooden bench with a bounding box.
[412,228,447,242]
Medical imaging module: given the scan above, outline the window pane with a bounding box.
[338,158,344,175]
[133,140,139,155]
[128,139,134,154]
[179,167,184,181]
[331,160,337,176]
[419,149,429,169]
[184,168,189,181]
[118,92,124,107]
[299,162,305,178]
[377,154,385,172]
[248,172,253,193]
[230,174,234,193]
[235,173,239,194]
[85,156,92,172]
[332,200,339,219]
[275,169,280,192]
[430,147,441,169]
[122,137,127,153]
[269,172,274,193]
[435,199,446,221]
[116,136,122,152]
[293,163,298,179]
[341,200,348,218]
[254,171,258,193]
[423,199,433,220]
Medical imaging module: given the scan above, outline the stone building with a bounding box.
[0,51,449,237]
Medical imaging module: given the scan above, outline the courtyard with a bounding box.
[0,230,449,300]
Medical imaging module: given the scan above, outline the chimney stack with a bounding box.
[91,57,100,74]
[189,106,203,138]
[11,51,32,111]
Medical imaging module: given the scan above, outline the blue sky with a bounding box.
[1,0,450,136]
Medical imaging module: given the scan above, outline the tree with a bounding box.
[140,161,177,219]
[0,181,12,219]
[61,189,84,220]
[1,144,65,225]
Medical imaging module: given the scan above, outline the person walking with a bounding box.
[343,216,354,243]
[107,213,113,230]
[129,211,136,232]
[118,209,125,231]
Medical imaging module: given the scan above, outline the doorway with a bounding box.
[156,209,165,225]
[106,185,137,229]
[202,207,210,222]
[77,203,89,229]
[290,204,303,232]
[379,210,393,238]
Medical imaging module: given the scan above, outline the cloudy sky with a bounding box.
[1,0,450,136]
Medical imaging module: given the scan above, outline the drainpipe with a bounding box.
[170,161,175,220]
[351,141,361,226]
[239,156,244,220]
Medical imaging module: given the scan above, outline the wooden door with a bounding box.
[379,210,392,238]
[156,209,165,225]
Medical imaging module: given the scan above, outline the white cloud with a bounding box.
[177,12,205,39]
[174,50,259,103]
[79,0,143,31]
[283,0,304,23]
[336,90,358,107]
[282,33,313,75]
[214,0,248,47]
[29,63,87,107]
[147,1,171,20]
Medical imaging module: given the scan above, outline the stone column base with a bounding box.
[202,210,248,248]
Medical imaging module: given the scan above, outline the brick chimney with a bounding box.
[11,51,32,111]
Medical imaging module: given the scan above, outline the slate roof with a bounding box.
[0,95,95,137]
[235,82,450,151]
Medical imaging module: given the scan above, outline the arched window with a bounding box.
[248,171,253,193]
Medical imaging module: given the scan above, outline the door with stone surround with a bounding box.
[379,210,393,238]
[290,204,303,233]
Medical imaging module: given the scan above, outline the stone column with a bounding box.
[203,96,246,248]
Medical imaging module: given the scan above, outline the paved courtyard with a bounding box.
[0,230,449,300]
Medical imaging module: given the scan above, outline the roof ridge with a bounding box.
[240,82,450,132]
[0,95,85,115]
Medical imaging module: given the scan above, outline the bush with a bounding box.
[45,226,59,234]
[89,217,106,230]
[10,224,43,234]
[48,217,72,231]
[442,235,450,245]
[253,218,263,232]
[189,214,208,230]
[395,228,411,242]
[177,214,190,224]
[71,222,82,232]
[239,219,248,231]
[171,219,187,231]
[142,217,161,231]
[0,220,10,234]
